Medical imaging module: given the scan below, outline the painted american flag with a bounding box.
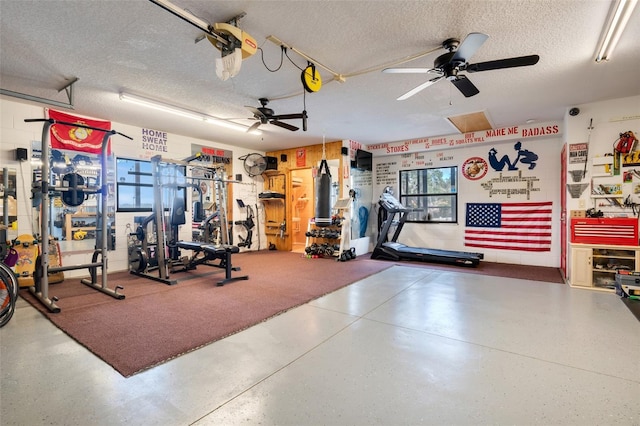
[465,202,552,251]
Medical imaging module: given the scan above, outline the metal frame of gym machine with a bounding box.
[128,154,190,285]
[25,118,131,313]
[128,154,247,286]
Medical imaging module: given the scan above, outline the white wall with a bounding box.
[0,98,265,277]
[563,94,640,279]
[564,95,640,214]
[367,126,563,267]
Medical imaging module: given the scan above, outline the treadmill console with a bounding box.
[379,192,409,212]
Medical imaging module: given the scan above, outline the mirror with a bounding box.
[32,141,116,253]
[350,165,373,242]
[0,168,18,248]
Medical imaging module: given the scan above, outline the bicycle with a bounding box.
[0,246,19,328]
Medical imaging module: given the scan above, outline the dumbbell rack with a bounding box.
[304,221,341,258]
[304,198,352,260]
[334,198,351,259]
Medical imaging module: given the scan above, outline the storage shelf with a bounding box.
[593,255,634,260]
[570,242,640,291]
[262,172,287,249]
[592,268,629,274]
[65,213,97,241]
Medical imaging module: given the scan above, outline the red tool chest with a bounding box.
[570,217,639,246]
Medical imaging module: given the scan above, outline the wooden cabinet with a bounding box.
[570,243,640,291]
[569,246,592,287]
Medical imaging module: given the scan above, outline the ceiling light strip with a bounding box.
[595,0,638,62]
[119,92,260,134]
[148,0,228,47]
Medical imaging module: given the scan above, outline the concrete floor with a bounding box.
[1,265,639,425]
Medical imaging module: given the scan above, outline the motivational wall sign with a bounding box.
[366,121,561,157]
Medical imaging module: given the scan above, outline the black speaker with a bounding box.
[265,156,278,170]
[280,154,287,162]
[341,147,349,156]
[15,148,28,161]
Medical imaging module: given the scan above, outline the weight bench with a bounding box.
[176,241,248,286]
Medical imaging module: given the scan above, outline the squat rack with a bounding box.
[25,118,131,313]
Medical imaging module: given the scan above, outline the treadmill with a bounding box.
[371,192,483,267]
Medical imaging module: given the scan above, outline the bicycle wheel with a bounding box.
[1,263,18,298]
[0,263,17,327]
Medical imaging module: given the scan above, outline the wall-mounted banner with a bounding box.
[569,143,588,164]
[47,109,112,154]
[366,121,560,157]
[296,148,306,167]
[464,201,552,252]
[141,128,168,155]
[191,144,232,165]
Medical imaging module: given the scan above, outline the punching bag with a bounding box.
[315,159,332,227]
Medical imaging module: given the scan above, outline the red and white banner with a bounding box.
[47,109,112,154]
[366,121,561,157]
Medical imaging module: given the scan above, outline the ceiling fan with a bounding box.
[245,98,308,132]
[383,32,540,100]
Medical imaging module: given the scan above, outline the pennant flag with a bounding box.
[47,109,111,154]
[465,201,552,252]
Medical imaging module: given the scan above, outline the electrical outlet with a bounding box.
[579,199,586,208]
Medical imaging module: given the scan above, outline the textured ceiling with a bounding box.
[1,0,639,152]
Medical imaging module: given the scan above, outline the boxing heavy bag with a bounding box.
[315,159,332,227]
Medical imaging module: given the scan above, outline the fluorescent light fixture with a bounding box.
[595,0,638,62]
[119,92,260,135]
[119,92,203,121]
[204,117,261,135]
[148,0,211,33]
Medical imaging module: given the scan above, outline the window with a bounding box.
[399,166,458,223]
[116,158,154,212]
[116,157,188,212]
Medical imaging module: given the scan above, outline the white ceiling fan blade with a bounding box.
[383,67,438,74]
[247,121,261,132]
[246,106,266,120]
[396,76,444,101]
[452,32,489,63]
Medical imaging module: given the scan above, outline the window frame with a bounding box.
[116,157,187,213]
[398,166,458,224]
